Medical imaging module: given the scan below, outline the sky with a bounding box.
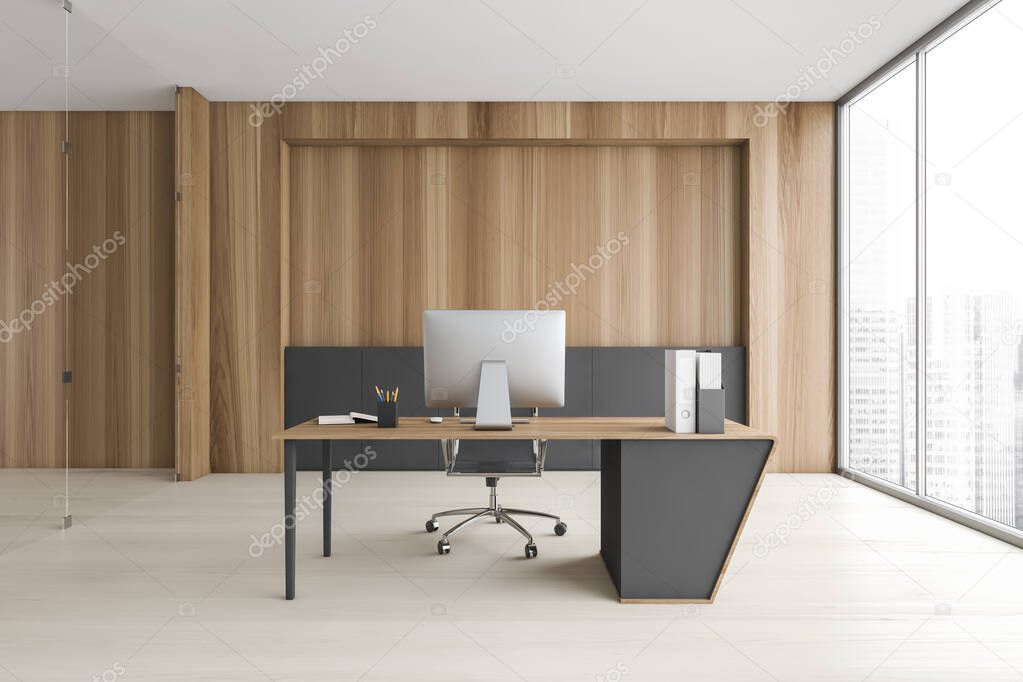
[848,0,1023,297]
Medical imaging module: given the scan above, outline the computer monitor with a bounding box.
[423,310,565,430]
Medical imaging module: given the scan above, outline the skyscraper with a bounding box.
[923,293,1016,526]
[1015,344,1023,529]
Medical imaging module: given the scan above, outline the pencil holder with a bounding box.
[377,400,397,428]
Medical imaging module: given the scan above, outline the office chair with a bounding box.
[425,408,567,558]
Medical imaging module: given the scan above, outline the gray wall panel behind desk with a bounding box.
[593,347,746,422]
[361,348,441,470]
[285,346,746,471]
[592,347,746,467]
[284,347,362,470]
[543,347,595,468]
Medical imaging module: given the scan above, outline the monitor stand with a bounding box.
[474,360,513,430]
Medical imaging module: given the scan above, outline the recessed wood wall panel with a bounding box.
[69,112,175,468]
[0,113,65,468]
[288,144,744,349]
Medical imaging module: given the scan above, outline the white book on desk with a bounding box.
[318,412,378,425]
[318,415,354,425]
[665,349,697,433]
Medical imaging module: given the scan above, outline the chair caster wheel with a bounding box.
[437,540,451,555]
[426,519,439,533]
[554,521,568,536]
[495,516,503,523]
[524,543,538,559]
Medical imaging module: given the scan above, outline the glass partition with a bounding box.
[61,0,71,529]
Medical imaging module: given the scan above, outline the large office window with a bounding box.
[841,0,1023,536]
[925,1,1023,527]
[846,63,917,489]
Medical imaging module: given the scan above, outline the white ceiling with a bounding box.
[1,0,966,110]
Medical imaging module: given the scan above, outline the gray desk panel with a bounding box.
[602,438,772,601]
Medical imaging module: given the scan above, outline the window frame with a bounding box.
[836,0,1023,548]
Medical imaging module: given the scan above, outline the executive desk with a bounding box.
[273,417,774,603]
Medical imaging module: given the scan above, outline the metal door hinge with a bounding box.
[62,370,72,384]
[60,140,72,155]
[174,191,182,202]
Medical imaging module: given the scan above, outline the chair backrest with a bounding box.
[447,408,544,476]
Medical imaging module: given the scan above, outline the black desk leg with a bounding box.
[284,440,297,600]
[322,440,332,557]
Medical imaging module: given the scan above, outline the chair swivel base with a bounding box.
[426,477,567,559]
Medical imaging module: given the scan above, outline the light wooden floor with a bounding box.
[1,470,1022,681]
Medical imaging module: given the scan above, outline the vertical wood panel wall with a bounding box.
[0,113,65,468]
[70,112,175,468]
[174,88,212,481]
[272,101,835,474]
[2,99,833,475]
[209,103,282,474]
[288,144,743,347]
[775,105,835,472]
[0,112,174,469]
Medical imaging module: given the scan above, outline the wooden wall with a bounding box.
[70,112,175,468]
[0,111,174,469]
[0,113,65,468]
[203,101,834,474]
[208,103,282,474]
[772,105,835,473]
[1,100,834,475]
[174,88,212,481]
[288,144,743,347]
